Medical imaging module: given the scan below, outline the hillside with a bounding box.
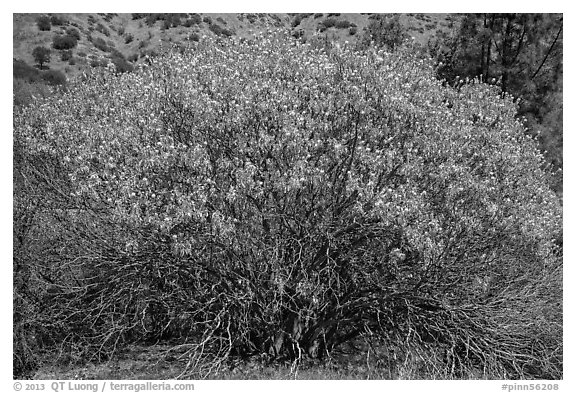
[13,13,454,81]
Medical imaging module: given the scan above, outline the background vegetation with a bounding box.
[13,14,562,380]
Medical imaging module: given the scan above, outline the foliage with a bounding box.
[335,20,352,29]
[209,23,234,37]
[96,23,110,37]
[321,17,337,29]
[428,13,563,192]
[292,14,312,28]
[41,69,67,85]
[141,13,186,28]
[60,50,73,61]
[109,51,134,74]
[66,27,81,41]
[93,37,110,52]
[32,46,51,69]
[189,14,202,26]
[52,34,78,50]
[50,15,67,26]
[13,75,53,107]
[14,59,41,81]
[36,15,51,31]
[13,58,66,106]
[90,58,108,68]
[125,33,134,44]
[14,32,562,379]
[359,14,407,51]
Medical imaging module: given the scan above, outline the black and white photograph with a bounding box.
[10,2,567,390]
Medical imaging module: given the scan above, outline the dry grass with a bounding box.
[31,342,496,380]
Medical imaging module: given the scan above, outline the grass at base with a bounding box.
[31,343,491,380]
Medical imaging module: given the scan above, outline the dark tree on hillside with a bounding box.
[36,15,51,31]
[52,34,78,50]
[32,46,51,69]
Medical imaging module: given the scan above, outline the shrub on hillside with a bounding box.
[125,33,134,44]
[50,15,67,26]
[14,59,42,82]
[145,14,157,27]
[335,20,352,29]
[14,32,562,379]
[321,17,337,29]
[93,37,110,52]
[110,55,134,74]
[96,23,110,37]
[36,15,51,31]
[60,50,73,61]
[189,14,202,25]
[292,13,312,28]
[65,27,81,41]
[52,34,78,50]
[41,69,66,86]
[359,14,407,51]
[102,13,116,23]
[209,23,234,37]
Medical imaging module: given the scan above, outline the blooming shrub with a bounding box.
[14,31,562,378]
